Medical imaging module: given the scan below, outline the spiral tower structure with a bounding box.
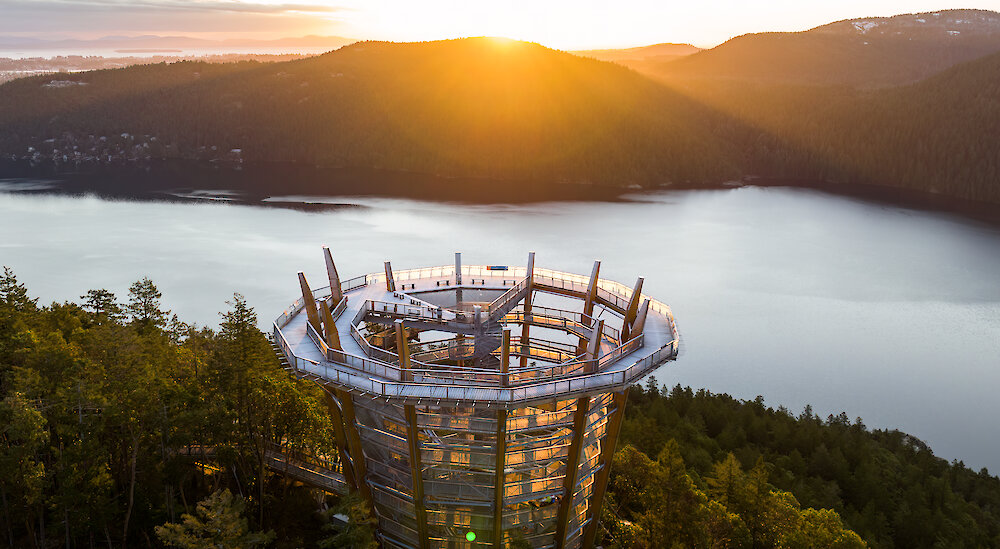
[273,250,679,549]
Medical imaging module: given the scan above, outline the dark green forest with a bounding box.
[2,267,998,547]
[3,27,1000,204]
[608,383,1000,548]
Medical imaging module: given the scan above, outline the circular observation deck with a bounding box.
[272,251,679,406]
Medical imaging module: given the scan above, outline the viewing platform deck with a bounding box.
[273,253,679,406]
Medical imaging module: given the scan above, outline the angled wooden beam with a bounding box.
[580,390,630,549]
[520,252,535,368]
[585,319,604,374]
[493,409,508,549]
[320,300,342,352]
[404,404,429,549]
[582,260,601,318]
[630,299,650,339]
[620,277,645,343]
[384,261,396,292]
[322,246,343,304]
[297,271,321,333]
[555,396,591,549]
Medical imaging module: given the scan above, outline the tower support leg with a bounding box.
[322,391,359,493]
[555,396,591,548]
[493,409,508,548]
[404,405,429,549]
[520,252,536,368]
[580,390,629,549]
[337,390,374,510]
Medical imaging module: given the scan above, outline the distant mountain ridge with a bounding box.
[642,9,1000,87]
[0,34,357,53]
[813,8,1000,37]
[571,43,702,74]
[572,43,701,61]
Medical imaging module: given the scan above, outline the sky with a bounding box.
[3,0,1000,49]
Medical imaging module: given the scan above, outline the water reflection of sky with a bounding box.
[1,185,999,472]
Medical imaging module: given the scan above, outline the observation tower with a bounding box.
[272,250,679,549]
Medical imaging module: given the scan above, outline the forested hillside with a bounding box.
[572,43,702,74]
[3,26,1000,204]
[0,268,336,547]
[658,50,1000,204]
[0,38,742,189]
[649,10,1000,87]
[607,383,1000,548]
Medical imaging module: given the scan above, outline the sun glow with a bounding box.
[324,0,1000,50]
[334,0,638,49]
[8,0,1000,49]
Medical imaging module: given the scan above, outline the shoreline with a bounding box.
[3,158,1000,223]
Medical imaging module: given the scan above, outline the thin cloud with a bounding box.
[4,0,346,15]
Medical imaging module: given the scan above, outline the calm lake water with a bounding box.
[2,185,999,472]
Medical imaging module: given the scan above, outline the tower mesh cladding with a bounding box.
[273,252,679,549]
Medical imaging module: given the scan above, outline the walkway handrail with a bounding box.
[503,306,621,343]
[278,265,677,343]
[342,274,369,293]
[485,277,529,320]
[274,285,335,329]
[272,262,680,403]
[275,314,678,402]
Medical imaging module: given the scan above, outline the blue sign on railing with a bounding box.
[486,265,508,270]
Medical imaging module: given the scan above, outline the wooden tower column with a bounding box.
[337,389,373,510]
[493,408,508,548]
[580,390,629,549]
[322,390,359,493]
[404,403,429,549]
[500,328,511,387]
[577,261,601,356]
[395,320,411,382]
[519,252,535,368]
[396,320,429,547]
[555,396,591,549]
